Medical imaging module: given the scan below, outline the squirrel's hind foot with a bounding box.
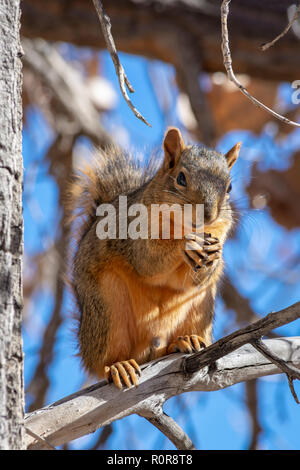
[167,335,206,354]
[104,359,141,390]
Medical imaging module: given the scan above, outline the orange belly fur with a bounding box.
[94,256,214,377]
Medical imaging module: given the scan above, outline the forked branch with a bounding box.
[24,301,300,450]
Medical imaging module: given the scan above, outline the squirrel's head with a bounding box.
[158,127,241,226]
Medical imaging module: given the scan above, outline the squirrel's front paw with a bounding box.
[167,335,206,354]
[184,232,221,271]
[104,359,141,390]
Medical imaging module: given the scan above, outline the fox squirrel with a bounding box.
[68,128,241,389]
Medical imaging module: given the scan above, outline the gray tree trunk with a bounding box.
[0,0,24,450]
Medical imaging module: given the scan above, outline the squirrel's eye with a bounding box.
[176,172,187,187]
[227,182,232,193]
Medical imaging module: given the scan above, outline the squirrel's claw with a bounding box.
[184,232,221,270]
[104,359,141,390]
[167,335,206,354]
[203,243,221,253]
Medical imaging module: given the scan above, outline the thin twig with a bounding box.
[220,0,300,128]
[92,0,151,127]
[251,338,300,404]
[261,4,300,51]
[144,410,196,450]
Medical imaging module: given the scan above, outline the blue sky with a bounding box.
[22,49,300,450]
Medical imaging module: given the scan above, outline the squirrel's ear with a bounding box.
[163,127,185,170]
[225,142,241,169]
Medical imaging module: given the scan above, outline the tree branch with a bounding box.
[145,410,196,450]
[185,301,300,373]
[251,338,300,404]
[25,334,300,449]
[221,0,300,128]
[92,0,151,127]
[261,4,300,51]
[21,0,300,83]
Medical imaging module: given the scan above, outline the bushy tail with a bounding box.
[65,144,159,247]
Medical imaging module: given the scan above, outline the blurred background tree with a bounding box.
[20,0,300,449]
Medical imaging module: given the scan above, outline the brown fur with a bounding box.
[66,129,240,383]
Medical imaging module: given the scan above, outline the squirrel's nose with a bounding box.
[204,203,218,224]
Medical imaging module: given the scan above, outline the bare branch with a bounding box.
[261,4,300,51]
[251,338,300,404]
[21,0,300,84]
[92,0,151,127]
[25,335,300,449]
[145,410,196,450]
[221,0,300,128]
[185,300,300,373]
